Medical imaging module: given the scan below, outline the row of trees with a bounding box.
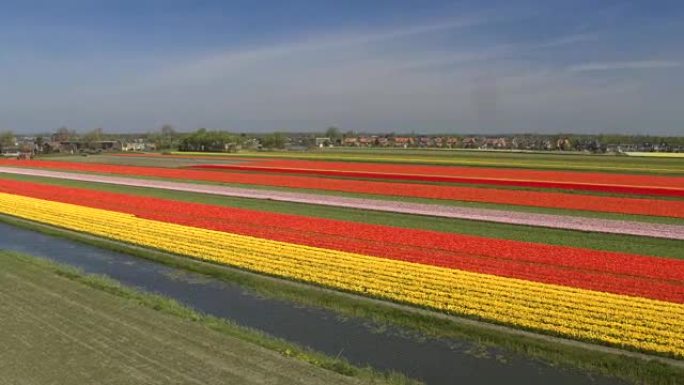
[49,126,108,150]
[178,128,243,152]
[7,125,341,154]
[46,125,176,151]
[176,130,289,151]
[7,124,684,153]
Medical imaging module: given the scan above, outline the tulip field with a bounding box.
[190,161,684,197]
[1,159,683,217]
[0,152,682,363]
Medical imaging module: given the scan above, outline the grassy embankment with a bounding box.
[0,250,413,385]
[0,173,681,259]
[0,215,682,385]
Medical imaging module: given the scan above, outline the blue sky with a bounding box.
[1,1,682,134]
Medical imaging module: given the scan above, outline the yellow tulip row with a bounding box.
[1,192,682,357]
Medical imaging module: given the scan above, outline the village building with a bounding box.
[462,137,479,148]
[314,137,332,147]
[343,137,358,146]
[392,137,414,147]
[121,140,146,152]
[481,137,509,149]
[445,137,460,147]
[358,136,375,146]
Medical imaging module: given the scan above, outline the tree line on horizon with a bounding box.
[2,125,684,152]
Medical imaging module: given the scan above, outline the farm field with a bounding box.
[187,161,684,197]
[1,158,683,218]
[1,172,682,258]
[0,251,386,385]
[0,150,682,384]
[165,149,684,174]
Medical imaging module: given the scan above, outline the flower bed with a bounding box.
[1,178,682,303]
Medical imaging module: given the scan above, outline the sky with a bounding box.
[1,0,683,135]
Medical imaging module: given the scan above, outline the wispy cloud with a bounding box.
[568,60,681,72]
[391,32,596,72]
[153,18,596,88]
[530,33,597,49]
[150,15,489,85]
[334,16,487,46]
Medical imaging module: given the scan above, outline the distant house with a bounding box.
[315,137,332,147]
[417,136,433,147]
[121,141,145,152]
[1,146,20,158]
[619,144,637,153]
[121,139,149,152]
[481,137,508,149]
[358,136,374,146]
[445,137,459,148]
[462,137,479,148]
[343,137,358,146]
[393,137,414,147]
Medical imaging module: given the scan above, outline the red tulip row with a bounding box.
[115,153,684,189]
[251,159,684,188]
[190,163,684,197]
[1,159,682,218]
[241,158,684,189]
[2,177,682,303]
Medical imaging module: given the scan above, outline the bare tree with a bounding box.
[152,124,178,150]
[161,124,176,137]
[82,128,104,149]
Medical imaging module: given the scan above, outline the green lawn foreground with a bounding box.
[0,251,407,385]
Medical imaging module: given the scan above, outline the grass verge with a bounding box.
[1,250,417,385]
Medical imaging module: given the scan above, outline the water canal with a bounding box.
[0,221,626,385]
